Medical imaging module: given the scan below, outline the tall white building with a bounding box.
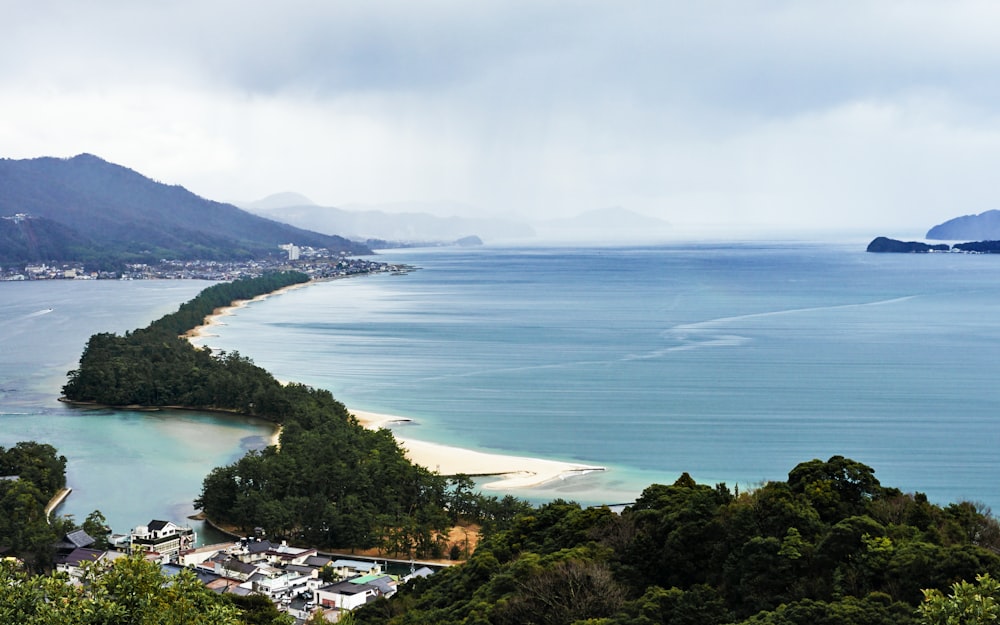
[279,243,300,260]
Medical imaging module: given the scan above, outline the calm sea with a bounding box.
[3,242,1000,536]
[0,280,275,541]
[190,242,1000,511]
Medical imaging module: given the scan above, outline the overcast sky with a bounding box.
[3,1,1000,235]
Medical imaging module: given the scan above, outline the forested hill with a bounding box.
[0,154,370,264]
[354,457,1000,625]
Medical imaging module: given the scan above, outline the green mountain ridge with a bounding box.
[0,154,370,265]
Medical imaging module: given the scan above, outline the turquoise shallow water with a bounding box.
[190,242,1000,510]
[0,280,275,540]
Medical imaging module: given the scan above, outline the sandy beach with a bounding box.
[188,283,605,491]
[351,409,605,490]
[185,281,311,341]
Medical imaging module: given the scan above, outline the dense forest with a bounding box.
[63,271,311,411]
[352,457,1000,625]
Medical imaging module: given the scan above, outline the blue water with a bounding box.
[189,242,1000,510]
[3,243,1000,530]
[0,280,276,540]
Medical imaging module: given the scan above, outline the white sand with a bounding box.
[351,409,605,490]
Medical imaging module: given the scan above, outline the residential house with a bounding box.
[129,520,196,561]
[315,580,379,611]
[177,541,237,568]
[349,573,398,598]
[55,548,106,580]
[327,559,382,580]
[54,529,95,556]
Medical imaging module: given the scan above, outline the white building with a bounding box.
[129,520,196,561]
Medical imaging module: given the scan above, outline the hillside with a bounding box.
[927,210,1000,240]
[0,154,370,265]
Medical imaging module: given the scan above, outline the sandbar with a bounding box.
[351,409,605,490]
[185,282,311,341]
[186,285,605,491]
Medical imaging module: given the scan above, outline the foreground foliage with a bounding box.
[0,554,291,625]
[353,457,1000,625]
[920,573,1000,625]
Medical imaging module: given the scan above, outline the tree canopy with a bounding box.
[352,459,1000,625]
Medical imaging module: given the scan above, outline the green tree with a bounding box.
[82,509,110,550]
[920,573,1000,625]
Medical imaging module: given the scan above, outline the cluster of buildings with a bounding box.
[0,253,406,282]
[53,519,437,624]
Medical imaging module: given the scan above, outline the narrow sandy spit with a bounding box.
[185,281,311,341]
[351,409,605,490]
[186,283,605,491]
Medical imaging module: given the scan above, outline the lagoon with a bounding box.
[0,280,275,541]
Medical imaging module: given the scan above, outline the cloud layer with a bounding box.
[4,1,1000,234]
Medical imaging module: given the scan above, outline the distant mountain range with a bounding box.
[0,154,369,266]
[243,196,672,244]
[926,210,1000,240]
[242,196,535,244]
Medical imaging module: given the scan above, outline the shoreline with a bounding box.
[45,487,73,522]
[184,281,312,341]
[187,279,607,492]
[351,409,605,490]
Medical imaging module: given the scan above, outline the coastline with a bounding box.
[184,281,312,341]
[187,280,607,492]
[351,409,605,490]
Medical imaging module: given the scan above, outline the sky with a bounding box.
[3,1,1000,235]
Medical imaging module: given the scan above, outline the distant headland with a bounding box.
[867,236,1000,254]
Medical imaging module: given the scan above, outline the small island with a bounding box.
[866,236,1000,253]
[866,237,951,253]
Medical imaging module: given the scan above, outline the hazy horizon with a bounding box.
[5,2,1000,234]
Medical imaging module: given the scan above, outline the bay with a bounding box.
[4,241,1000,537]
[191,242,1000,510]
[0,280,276,541]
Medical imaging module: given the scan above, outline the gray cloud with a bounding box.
[3,1,1000,234]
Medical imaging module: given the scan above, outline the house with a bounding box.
[55,548,106,579]
[205,555,259,582]
[315,580,379,610]
[177,542,237,568]
[263,542,317,566]
[404,566,436,583]
[235,539,276,563]
[326,559,382,579]
[129,520,196,560]
[304,555,332,569]
[54,529,96,556]
[161,562,221,586]
[349,573,397,598]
